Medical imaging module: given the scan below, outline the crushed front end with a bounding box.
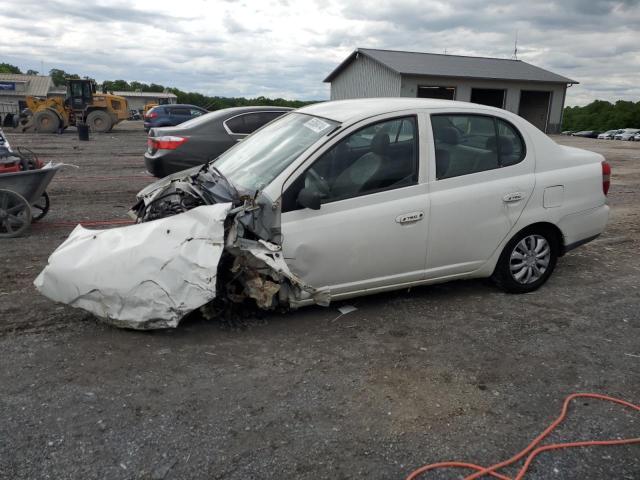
[35,164,328,330]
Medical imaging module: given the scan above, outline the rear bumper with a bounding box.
[558,204,609,252]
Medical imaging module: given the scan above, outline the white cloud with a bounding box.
[0,0,638,104]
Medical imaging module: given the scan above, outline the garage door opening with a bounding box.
[417,86,455,100]
[519,90,551,132]
[471,88,505,108]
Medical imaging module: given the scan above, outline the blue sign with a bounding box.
[0,82,16,91]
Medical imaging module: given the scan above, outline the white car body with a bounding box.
[36,98,611,329]
[614,128,640,140]
[266,99,609,303]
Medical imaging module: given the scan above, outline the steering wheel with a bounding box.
[307,168,331,196]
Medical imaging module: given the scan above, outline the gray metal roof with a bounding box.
[325,48,578,85]
[0,73,54,96]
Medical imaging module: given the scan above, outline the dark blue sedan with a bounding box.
[143,104,208,131]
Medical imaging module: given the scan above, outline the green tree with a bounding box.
[562,100,640,131]
[26,69,39,75]
[49,68,80,86]
[0,63,22,74]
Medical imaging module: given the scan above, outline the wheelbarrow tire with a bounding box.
[34,110,60,134]
[31,191,50,222]
[0,189,32,238]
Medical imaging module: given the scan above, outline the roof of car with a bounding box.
[163,104,207,109]
[297,98,505,123]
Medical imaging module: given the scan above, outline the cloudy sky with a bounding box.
[0,0,638,105]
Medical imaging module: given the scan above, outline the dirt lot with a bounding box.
[1,124,638,479]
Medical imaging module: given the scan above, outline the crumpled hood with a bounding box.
[34,204,232,330]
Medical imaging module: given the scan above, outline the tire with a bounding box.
[31,191,50,222]
[491,227,559,293]
[86,110,112,133]
[0,189,32,238]
[33,110,60,133]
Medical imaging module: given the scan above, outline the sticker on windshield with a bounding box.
[303,117,331,133]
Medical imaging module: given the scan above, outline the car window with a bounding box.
[190,108,204,117]
[224,114,248,134]
[224,112,284,135]
[283,116,418,211]
[171,107,191,116]
[495,119,525,166]
[431,114,525,180]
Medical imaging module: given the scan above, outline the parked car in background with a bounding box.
[572,130,601,138]
[144,106,292,177]
[614,128,640,141]
[633,132,640,141]
[597,130,620,139]
[561,130,574,135]
[143,104,208,132]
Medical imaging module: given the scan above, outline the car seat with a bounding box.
[331,131,389,197]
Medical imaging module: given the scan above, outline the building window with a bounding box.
[417,86,455,100]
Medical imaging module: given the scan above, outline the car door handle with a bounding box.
[396,211,424,224]
[503,192,524,203]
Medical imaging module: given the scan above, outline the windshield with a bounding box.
[211,113,339,192]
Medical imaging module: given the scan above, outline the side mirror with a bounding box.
[297,188,322,210]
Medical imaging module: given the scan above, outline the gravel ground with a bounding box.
[0,123,638,479]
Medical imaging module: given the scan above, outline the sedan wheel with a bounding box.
[509,235,551,284]
[492,228,558,293]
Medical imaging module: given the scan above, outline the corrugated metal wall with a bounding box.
[330,55,400,100]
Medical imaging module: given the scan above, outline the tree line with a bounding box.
[562,100,640,131]
[0,64,316,110]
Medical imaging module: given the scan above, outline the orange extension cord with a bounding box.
[406,393,640,480]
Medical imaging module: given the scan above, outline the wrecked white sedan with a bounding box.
[35,98,610,329]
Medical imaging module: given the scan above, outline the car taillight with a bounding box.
[150,136,188,150]
[145,111,158,119]
[602,160,611,196]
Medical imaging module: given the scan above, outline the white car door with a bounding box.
[280,115,430,297]
[425,112,535,277]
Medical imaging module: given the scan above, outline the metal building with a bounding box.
[324,48,577,133]
[0,73,55,116]
[112,91,177,112]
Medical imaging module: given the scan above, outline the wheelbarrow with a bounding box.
[0,163,62,238]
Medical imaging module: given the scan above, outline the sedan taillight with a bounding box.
[149,136,188,150]
[145,111,158,119]
[602,160,611,196]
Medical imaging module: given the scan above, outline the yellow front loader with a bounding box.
[20,79,129,133]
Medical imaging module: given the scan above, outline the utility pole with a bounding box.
[512,30,518,60]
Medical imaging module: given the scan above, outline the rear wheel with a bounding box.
[34,110,60,133]
[0,189,32,238]
[87,110,112,133]
[492,227,559,293]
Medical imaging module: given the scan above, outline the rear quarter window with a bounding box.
[431,114,526,179]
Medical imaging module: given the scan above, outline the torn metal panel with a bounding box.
[226,225,331,308]
[34,204,232,329]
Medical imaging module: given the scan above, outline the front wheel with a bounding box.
[33,110,60,133]
[86,110,112,133]
[492,228,559,293]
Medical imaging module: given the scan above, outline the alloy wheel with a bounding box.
[509,234,551,284]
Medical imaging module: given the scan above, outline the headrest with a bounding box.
[371,132,390,154]
[438,126,459,145]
